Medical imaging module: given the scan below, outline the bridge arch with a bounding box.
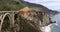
[0,13,13,31]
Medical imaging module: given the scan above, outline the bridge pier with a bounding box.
[9,13,15,28]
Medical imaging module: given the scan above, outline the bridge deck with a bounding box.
[0,11,19,12]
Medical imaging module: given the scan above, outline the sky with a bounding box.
[24,0,60,11]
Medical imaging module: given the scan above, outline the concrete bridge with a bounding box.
[0,11,19,32]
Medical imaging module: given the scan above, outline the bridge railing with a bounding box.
[0,11,19,12]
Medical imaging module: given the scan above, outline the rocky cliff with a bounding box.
[1,9,56,32]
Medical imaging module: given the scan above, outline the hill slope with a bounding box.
[0,0,59,15]
[19,0,59,15]
[0,0,25,11]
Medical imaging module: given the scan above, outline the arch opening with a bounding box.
[1,13,11,32]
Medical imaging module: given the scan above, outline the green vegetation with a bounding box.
[0,0,25,11]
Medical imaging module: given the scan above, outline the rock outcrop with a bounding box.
[15,8,55,32]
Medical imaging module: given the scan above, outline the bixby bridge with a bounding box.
[0,11,19,32]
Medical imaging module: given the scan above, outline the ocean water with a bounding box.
[45,13,60,32]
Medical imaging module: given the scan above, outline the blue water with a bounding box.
[51,13,60,32]
[45,13,60,32]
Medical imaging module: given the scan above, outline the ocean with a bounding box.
[45,13,60,32]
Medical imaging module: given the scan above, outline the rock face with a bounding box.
[1,9,55,32]
[16,9,53,32]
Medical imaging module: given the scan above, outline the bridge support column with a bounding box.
[10,13,15,28]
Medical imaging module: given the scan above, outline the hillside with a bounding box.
[20,0,59,15]
[0,0,25,11]
[0,0,59,15]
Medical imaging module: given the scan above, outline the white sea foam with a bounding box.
[54,23,58,26]
[45,24,52,32]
